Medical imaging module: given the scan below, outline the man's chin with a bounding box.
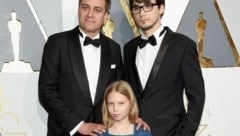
[141,26,151,31]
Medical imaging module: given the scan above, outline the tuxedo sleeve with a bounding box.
[176,40,205,135]
[38,35,82,132]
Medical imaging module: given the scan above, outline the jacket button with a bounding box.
[140,99,145,104]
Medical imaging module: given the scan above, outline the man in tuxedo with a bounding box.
[38,0,123,135]
[124,0,205,135]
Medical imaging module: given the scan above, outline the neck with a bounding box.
[142,22,162,38]
[112,119,132,128]
[86,31,100,39]
[79,26,100,39]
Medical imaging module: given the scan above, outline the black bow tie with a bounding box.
[77,29,100,47]
[137,27,167,49]
[137,35,156,49]
[84,37,101,47]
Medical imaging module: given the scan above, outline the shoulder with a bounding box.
[164,27,196,51]
[47,28,74,42]
[124,36,139,48]
[45,30,69,48]
[48,26,79,40]
[123,36,139,54]
[43,27,78,52]
[166,27,195,44]
[175,33,195,44]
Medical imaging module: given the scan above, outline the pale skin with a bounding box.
[132,0,164,38]
[107,91,134,135]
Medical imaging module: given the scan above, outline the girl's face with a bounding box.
[107,91,131,122]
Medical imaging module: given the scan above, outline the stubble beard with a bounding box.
[140,18,160,32]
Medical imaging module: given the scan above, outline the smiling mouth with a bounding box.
[85,19,94,23]
[86,21,94,24]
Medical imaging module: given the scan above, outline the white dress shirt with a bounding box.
[135,25,166,89]
[80,31,100,104]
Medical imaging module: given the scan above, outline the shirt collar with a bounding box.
[140,24,165,39]
[78,27,100,40]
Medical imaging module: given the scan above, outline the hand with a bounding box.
[135,117,150,131]
[78,122,106,136]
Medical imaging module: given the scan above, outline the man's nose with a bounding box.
[139,8,146,15]
[87,9,94,17]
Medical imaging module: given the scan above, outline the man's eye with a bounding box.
[81,5,88,10]
[132,7,139,11]
[95,9,102,13]
[145,4,152,8]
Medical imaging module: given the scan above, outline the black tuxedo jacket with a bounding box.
[124,27,205,136]
[38,26,123,136]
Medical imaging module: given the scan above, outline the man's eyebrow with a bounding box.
[94,6,104,9]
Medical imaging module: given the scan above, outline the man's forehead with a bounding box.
[80,0,106,7]
[133,0,154,5]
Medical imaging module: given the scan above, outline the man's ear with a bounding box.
[159,4,165,16]
[104,12,110,23]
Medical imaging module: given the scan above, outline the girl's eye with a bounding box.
[118,102,124,105]
[108,103,114,106]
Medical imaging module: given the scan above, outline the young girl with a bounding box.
[98,80,152,136]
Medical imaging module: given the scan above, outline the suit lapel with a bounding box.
[143,27,174,95]
[94,33,111,105]
[130,37,145,95]
[68,27,92,105]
